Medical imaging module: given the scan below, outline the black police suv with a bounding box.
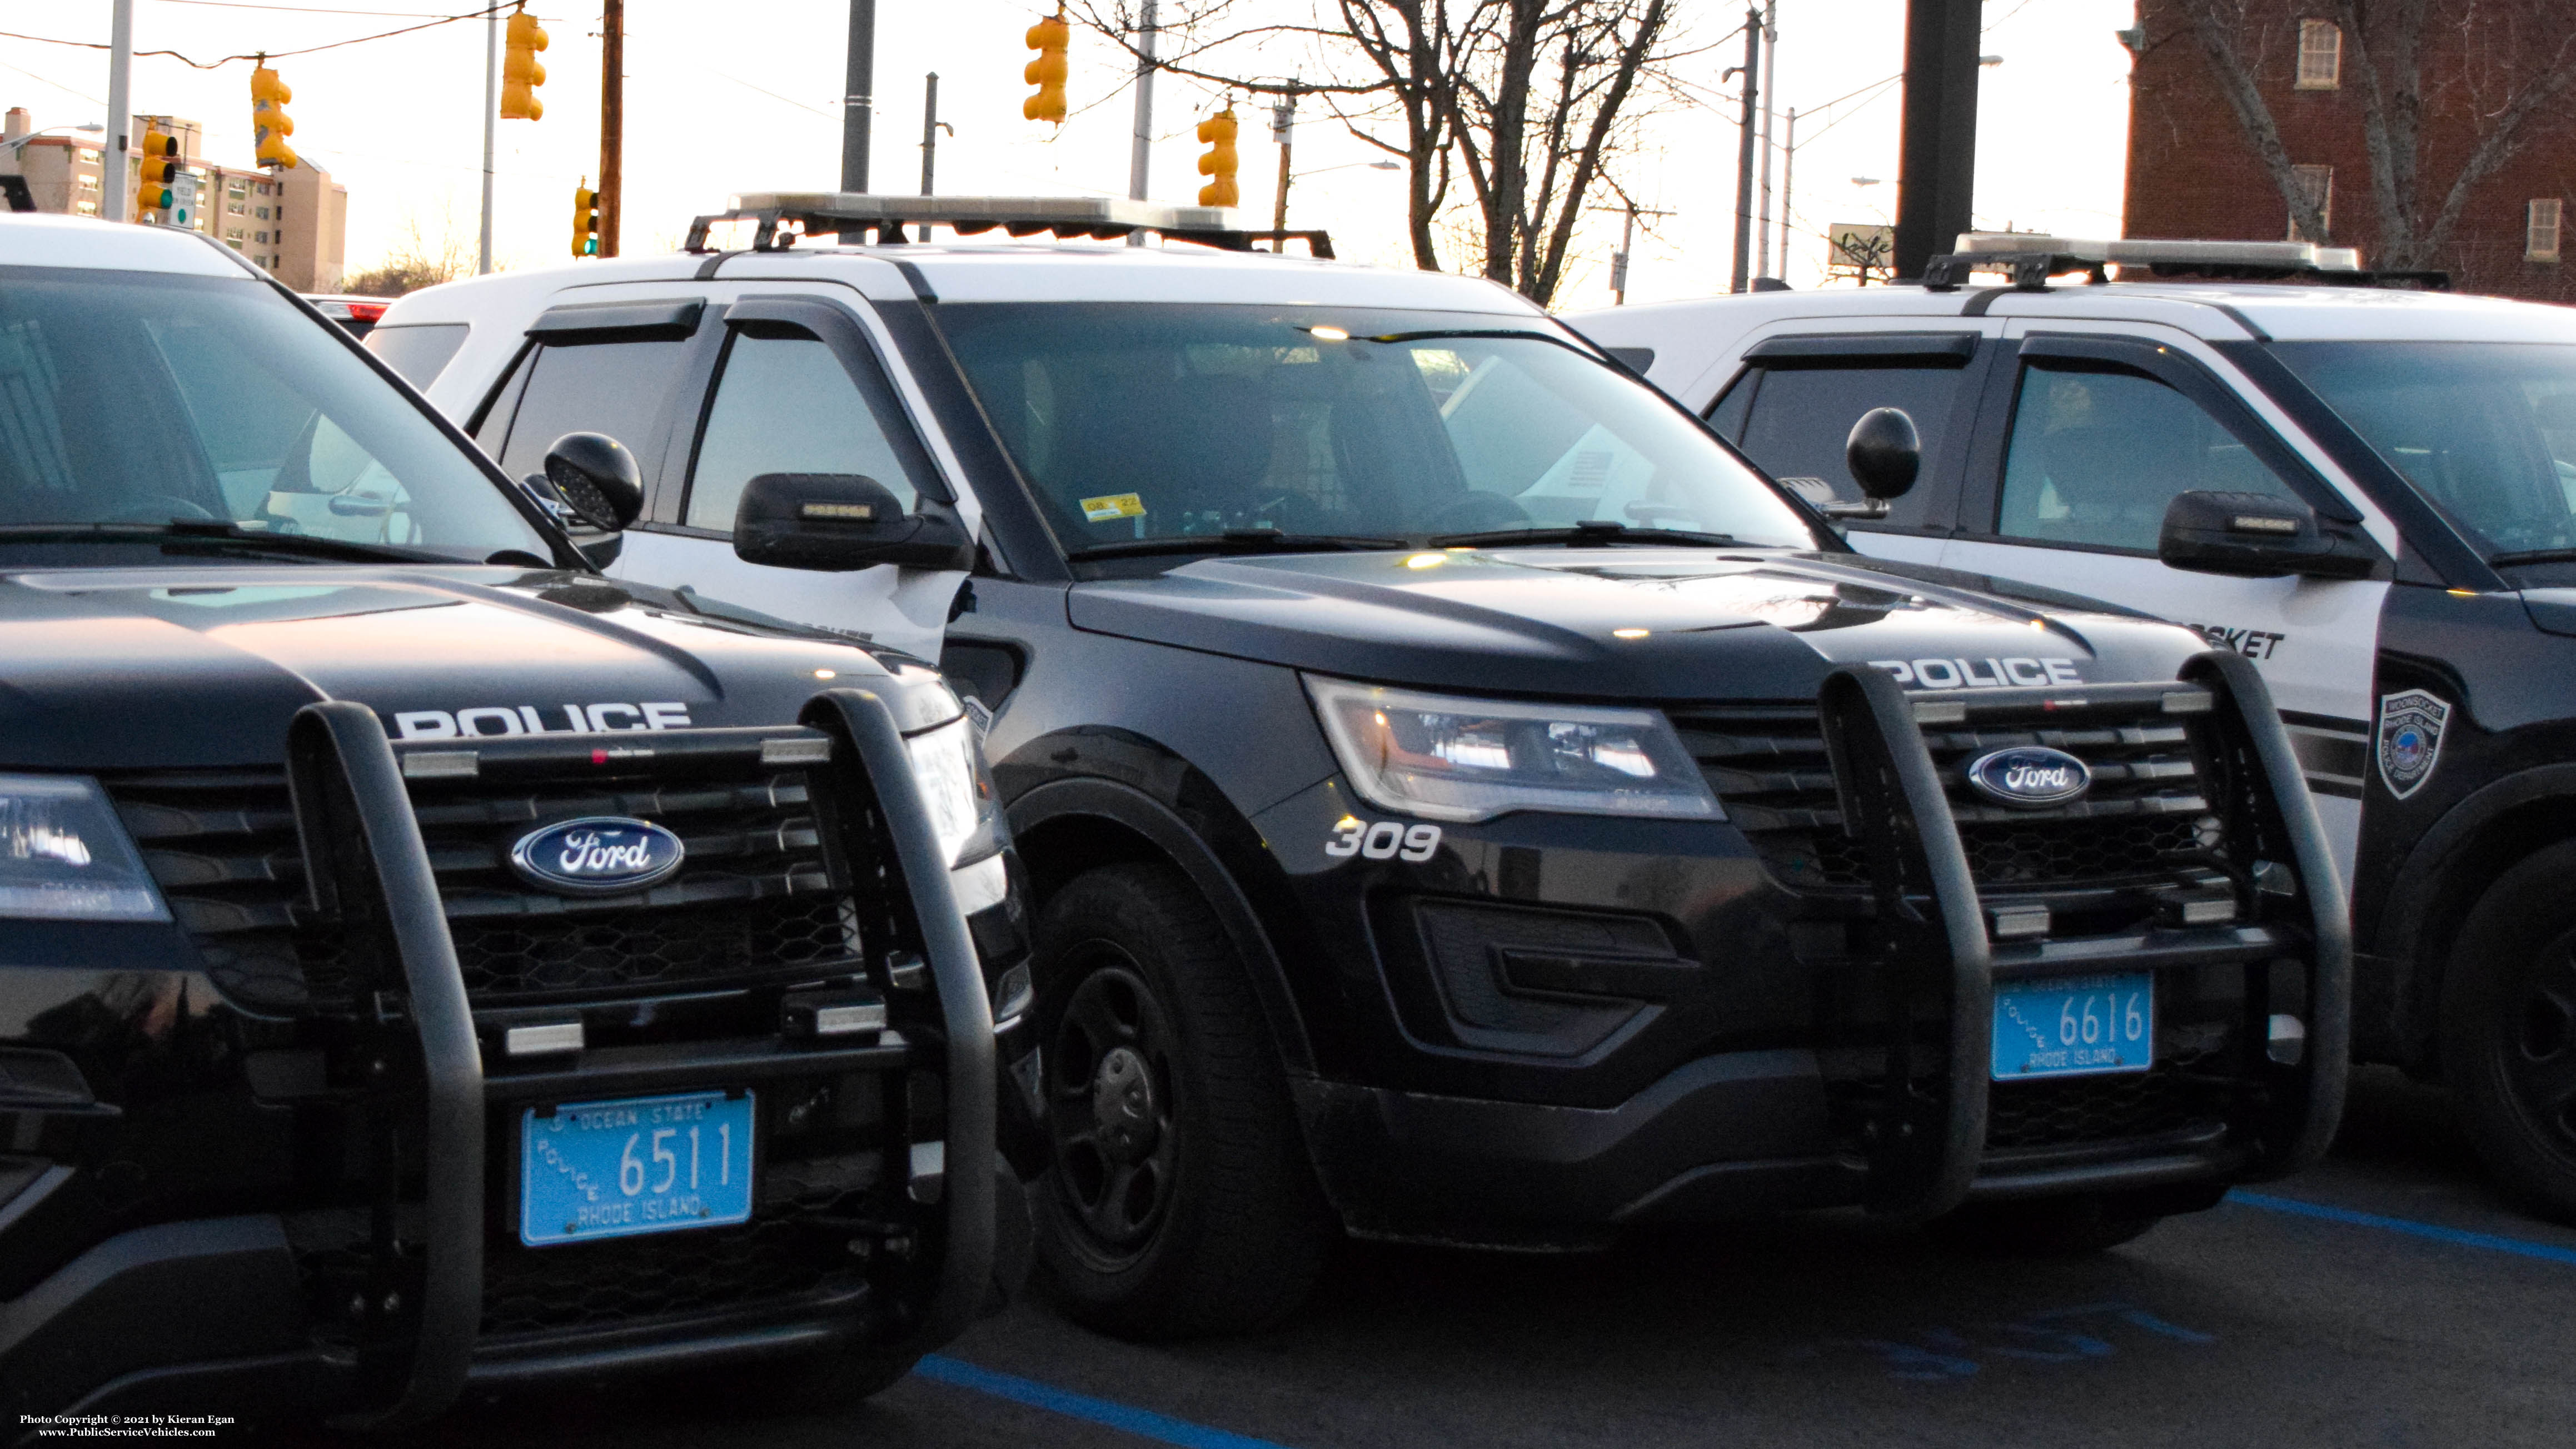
[383,205,2350,1339]
[0,214,1027,1426]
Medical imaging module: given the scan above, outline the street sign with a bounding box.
[1829,222,1896,283]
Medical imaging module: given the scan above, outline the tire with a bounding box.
[2442,840,2576,1219]
[1031,862,1330,1337]
[1927,1195,2165,1256]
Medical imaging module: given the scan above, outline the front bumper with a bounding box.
[1264,653,2347,1239]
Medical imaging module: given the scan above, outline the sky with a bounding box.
[2,0,2140,307]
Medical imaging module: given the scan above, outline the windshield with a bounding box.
[936,304,1820,554]
[0,267,550,561]
[2275,341,2576,560]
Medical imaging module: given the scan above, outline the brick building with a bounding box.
[1,106,347,292]
[2124,2,2576,300]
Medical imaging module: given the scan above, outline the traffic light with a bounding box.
[1197,107,1239,207]
[133,121,177,220]
[501,6,548,121]
[1023,7,1068,125]
[250,63,298,169]
[572,178,599,257]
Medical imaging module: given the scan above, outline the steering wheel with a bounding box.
[107,496,220,524]
[1425,491,1531,534]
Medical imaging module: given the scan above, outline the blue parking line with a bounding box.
[915,1354,1300,1449]
[2228,1189,2576,1266]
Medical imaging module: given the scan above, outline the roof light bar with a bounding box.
[1924,232,2447,292]
[682,191,1336,260]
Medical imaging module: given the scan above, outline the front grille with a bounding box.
[1672,696,2225,897]
[1986,1047,2228,1149]
[110,754,863,1009]
[479,1216,862,1338]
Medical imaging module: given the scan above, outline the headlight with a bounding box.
[904,716,1007,868]
[1303,676,1721,823]
[0,775,170,921]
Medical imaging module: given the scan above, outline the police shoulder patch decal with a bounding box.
[2376,689,2452,800]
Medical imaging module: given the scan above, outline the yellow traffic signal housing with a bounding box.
[134,122,178,219]
[1023,8,1069,125]
[1197,108,1239,207]
[502,7,549,121]
[572,179,599,257]
[250,64,298,169]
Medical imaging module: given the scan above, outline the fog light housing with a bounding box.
[2267,1012,2306,1065]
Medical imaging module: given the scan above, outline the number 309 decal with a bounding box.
[1326,818,1443,862]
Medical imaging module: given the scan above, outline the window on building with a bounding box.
[2290,164,2334,242]
[2531,200,2564,263]
[2296,19,2341,89]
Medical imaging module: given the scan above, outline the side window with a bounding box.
[682,327,925,532]
[1731,362,1969,527]
[492,337,692,484]
[1995,358,2300,552]
[1706,370,1756,442]
[365,323,469,388]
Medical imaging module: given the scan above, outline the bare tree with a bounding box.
[2164,0,2576,270]
[343,207,474,296]
[1075,0,1683,302]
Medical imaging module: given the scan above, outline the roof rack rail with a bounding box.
[1922,233,2447,292]
[682,192,1336,259]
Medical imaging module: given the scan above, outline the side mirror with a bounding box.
[733,472,975,572]
[540,432,644,532]
[1845,407,1921,501]
[2158,490,2377,580]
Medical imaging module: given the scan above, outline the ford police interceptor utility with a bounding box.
[386,196,2348,1337]
[1575,234,2576,1220]
[0,213,1031,1425]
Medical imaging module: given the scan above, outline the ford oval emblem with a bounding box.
[508,816,686,897]
[1966,746,2092,810]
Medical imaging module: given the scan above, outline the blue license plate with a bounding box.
[520,1089,755,1247]
[1991,973,2155,1080]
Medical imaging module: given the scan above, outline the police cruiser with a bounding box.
[386,197,2346,1336]
[1576,234,2576,1220]
[0,213,1032,1425]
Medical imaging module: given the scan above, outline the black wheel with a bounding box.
[1927,1195,2165,1256]
[2443,840,2576,1219]
[1033,862,1329,1337]
[685,1345,920,1416]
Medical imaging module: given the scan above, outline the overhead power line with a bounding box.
[0,1,517,70]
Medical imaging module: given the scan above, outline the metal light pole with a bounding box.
[102,0,132,222]
[599,0,624,255]
[1753,0,1777,281]
[840,0,874,192]
[478,6,496,272]
[1128,0,1158,245]
[1728,10,1761,293]
[919,72,949,241]
[1777,107,1797,283]
[1270,85,1296,243]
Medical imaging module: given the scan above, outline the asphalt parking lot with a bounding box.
[375,1066,2576,1449]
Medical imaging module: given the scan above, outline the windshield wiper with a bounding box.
[0,521,442,564]
[1065,527,1409,561]
[1427,521,1747,549]
[2489,547,2576,567]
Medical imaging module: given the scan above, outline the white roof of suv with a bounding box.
[0,212,250,277]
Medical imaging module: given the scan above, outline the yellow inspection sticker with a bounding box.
[1080,492,1148,522]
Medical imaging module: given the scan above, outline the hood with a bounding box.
[0,565,945,770]
[1067,548,2205,701]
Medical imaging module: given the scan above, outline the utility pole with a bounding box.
[1128,0,1158,245]
[840,0,874,191]
[1777,107,1797,283]
[1614,203,1637,305]
[478,5,496,272]
[1727,10,1760,293]
[1270,86,1296,245]
[1894,0,1980,280]
[599,0,623,256]
[919,72,948,241]
[102,0,132,223]
[1753,0,1777,282]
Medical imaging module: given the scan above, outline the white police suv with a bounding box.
[1576,235,2576,1218]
